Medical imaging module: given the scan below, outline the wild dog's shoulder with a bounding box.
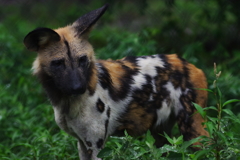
[97,56,138,71]
[95,58,138,101]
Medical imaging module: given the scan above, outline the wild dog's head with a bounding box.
[24,5,108,99]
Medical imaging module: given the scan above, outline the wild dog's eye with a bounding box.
[79,55,88,67]
[51,59,65,68]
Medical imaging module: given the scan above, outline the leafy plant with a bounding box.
[192,63,240,160]
[98,130,164,160]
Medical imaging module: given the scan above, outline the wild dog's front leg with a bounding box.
[70,116,107,160]
[77,138,104,160]
[77,139,92,160]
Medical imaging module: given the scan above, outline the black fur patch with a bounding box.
[86,141,92,147]
[96,98,105,113]
[36,70,62,106]
[123,56,138,64]
[23,27,60,51]
[106,107,111,118]
[104,119,109,139]
[74,4,108,36]
[176,110,196,141]
[64,40,73,63]
[96,138,104,149]
[171,70,184,88]
[37,62,96,112]
[130,75,153,107]
[104,107,110,139]
[86,62,96,95]
[97,63,112,89]
[87,149,93,156]
[157,54,168,63]
[178,57,197,110]
[97,61,138,101]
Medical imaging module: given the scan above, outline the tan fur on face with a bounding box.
[54,26,96,62]
[32,25,96,76]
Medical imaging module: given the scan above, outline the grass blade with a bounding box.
[223,99,240,107]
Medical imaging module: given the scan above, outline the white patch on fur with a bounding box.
[131,73,146,89]
[131,56,164,90]
[95,83,132,136]
[137,56,165,77]
[183,88,190,95]
[32,57,41,75]
[149,94,153,101]
[53,106,65,129]
[67,90,106,139]
[155,82,183,126]
[155,100,171,126]
[165,82,183,116]
[151,79,157,93]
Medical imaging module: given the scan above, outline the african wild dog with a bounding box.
[24,4,208,160]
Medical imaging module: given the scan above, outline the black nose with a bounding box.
[71,83,86,95]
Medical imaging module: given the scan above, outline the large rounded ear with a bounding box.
[23,28,60,52]
[72,4,108,37]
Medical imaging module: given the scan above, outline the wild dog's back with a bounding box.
[97,54,208,147]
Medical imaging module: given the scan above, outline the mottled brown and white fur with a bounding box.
[24,4,208,160]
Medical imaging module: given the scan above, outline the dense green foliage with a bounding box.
[0,0,239,159]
